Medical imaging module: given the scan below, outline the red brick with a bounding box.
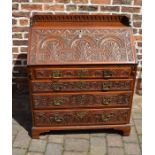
[72,0,88,3]
[12,12,30,18]
[12,19,17,25]
[134,0,142,5]
[12,47,19,53]
[66,5,77,11]
[20,47,28,53]
[121,6,141,13]
[21,4,42,11]
[24,33,29,39]
[19,19,29,26]
[113,0,132,5]
[78,5,98,11]
[134,35,142,41]
[137,42,142,47]
[101,6,120,12]
[91,0,110,4]
[137,54,142,59]
[12,27,29,32]
[55,0,70,2]
[133,21,141,27]
[13,40,28,46]
[12,33,22,39]
[133,28,138,34]
[133,14,142,20]
[44,4,64,11]
[139,29,142,34]
[12,4,18,10]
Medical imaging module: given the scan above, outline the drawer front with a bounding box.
[34,67,131,79]
[32,92,132,109]
[34,108,130,126]
[31,79,133,92]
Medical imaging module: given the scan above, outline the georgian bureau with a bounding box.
[27,14,137,138]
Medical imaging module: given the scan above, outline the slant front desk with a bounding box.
[27,14,137,138]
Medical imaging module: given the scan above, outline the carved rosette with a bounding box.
[33,93,131,108]
[29,29,134,64]
[34,109,130,126]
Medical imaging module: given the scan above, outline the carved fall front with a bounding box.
[29,29,134,65]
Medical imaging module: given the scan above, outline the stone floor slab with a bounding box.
[29,139,47,153]
[107,134,123,147]
[45,143,63,155]
[108,147,124,155]
[124,143,141,155]
[12,148,27,155]
[13,130,31,149]
[65,138,89,152]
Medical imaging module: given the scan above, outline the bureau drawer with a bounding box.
[31,79,133,92]
[32,91,132,109]
[34,67,132,79]
[33,108,130,127]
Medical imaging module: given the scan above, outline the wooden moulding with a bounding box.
[32,125,131,139]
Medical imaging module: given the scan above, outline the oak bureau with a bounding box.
[27,14,137,138]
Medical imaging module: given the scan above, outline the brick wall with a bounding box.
[12,0,142,94]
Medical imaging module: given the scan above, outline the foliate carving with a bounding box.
[28,29,134,65]
[34,67,131,79]
[32,80,133,92]
[33,93,131,108]
[34,109,129,126]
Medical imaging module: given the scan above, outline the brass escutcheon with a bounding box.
[53,97,63,106]
[102,96,112,105]
[52,70,61,78]
[103,70,113,78]
[102,82,112,91]
[50,115,64,123]
[101,113,114,122]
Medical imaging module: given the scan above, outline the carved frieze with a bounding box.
[34,109,130,126]
[34,67,131,79]
[33,93,131,108]
[31,80,133,92]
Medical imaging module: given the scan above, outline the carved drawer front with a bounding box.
[32,92,132,109]
[34,108,130,126]
[34,67,131,79]
[31,79,133,92]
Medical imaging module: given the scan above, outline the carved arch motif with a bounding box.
[99,36,126,61]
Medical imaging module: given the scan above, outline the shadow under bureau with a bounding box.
[27,14,137,138]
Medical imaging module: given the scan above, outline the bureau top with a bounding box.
[27,14,136,65]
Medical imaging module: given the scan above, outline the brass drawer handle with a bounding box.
[103,70,113,78]
[102,97,112,105]
[101,113,114,122]
[102,82,112,91]
[53,97,63,106]
[50,115,64,123]
[51,83,62,91]
[52,70,61,78]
